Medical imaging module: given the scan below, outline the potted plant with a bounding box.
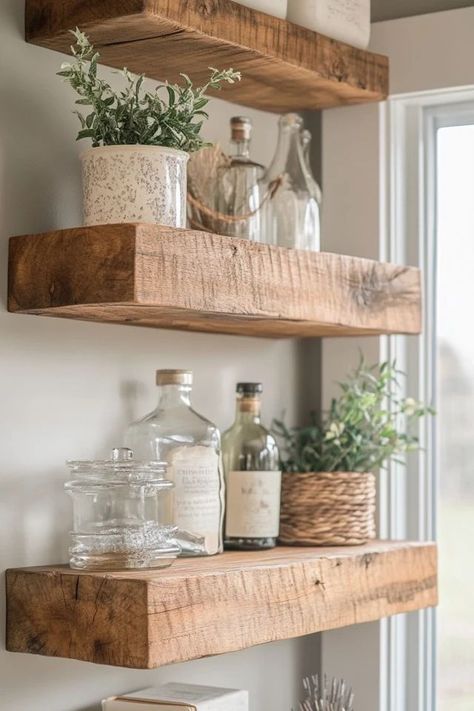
[58,29,240,227]
[274,360,433,546]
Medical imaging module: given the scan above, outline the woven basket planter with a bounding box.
[279,471,376,546]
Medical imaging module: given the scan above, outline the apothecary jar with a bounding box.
[65,447,180,570]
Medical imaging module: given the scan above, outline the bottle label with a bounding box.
[225,470,282,539]
[169,446,222,555]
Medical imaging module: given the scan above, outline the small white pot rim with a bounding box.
[80,144,189,160]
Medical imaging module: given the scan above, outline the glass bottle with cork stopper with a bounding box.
[222,382,281,550]
[216,116,264,240]
[125,370,224,556]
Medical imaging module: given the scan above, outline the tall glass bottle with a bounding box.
[301,128,323,206]
[264,113,321,251]
[222,383,281,550]
[216,116,264,240]
[125,370,224,556]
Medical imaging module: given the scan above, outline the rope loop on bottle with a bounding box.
[187,175,283,232]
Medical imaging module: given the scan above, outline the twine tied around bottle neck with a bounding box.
[187,175,284,232]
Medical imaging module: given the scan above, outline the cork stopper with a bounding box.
[156,369,193,386]
[236,382,262,414]
[239,398,261,414]
[231,116,252,142]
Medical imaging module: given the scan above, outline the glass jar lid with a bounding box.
[66,447,171,487]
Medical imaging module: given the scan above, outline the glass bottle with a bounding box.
[125,370,224,556]
[65,447,179,570]
[301,127,323,218]
[264,113,321,251]
[222,383,281,550]
[216,116,265,241]
[301,129,312,167]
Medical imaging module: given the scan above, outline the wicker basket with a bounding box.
[279,471,376,546]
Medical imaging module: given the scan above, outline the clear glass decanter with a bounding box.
[216,116,265,240]
[301,128,312,165]
[264,113,321,251]
[222,383,281,550]
[65,447,179,570]
[301,128,323,205]
[125,370,224,556]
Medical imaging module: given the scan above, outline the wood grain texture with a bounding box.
[8,224,422,338]
[6,541,437,669]
[25,0,389,112]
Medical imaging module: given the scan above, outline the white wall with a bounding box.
[371,6,474,95]
[372,0,473,23]
[0,1,320,709]
[320,101,381,711]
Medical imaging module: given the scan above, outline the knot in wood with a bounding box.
[361,553,375,570]
[331,49,348,83]
[197,0,218,18]
[354,266,384,309]
[314,577,326,590]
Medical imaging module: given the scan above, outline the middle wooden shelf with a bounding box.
[8,223,421,338]
[6,541,438,669]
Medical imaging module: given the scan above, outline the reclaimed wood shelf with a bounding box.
[25,0,388,112]
[6,541,437,669]
[8,224,421,339]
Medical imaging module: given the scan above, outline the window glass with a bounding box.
[437,123,474,711]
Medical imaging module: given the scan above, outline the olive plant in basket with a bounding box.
[274,359,433,546]
[58,29,241,227]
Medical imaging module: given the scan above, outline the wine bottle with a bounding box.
[223,383,281,550]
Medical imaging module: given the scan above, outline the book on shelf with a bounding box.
[102,683,249,711]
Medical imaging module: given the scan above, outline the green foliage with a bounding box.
[58,29,241,151]
[274,359,434,474]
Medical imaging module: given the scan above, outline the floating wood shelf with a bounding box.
[8,224,421,338]
[25,0,388,112]
[6,541,437,669]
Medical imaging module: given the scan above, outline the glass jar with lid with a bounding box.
[65,447,180,570]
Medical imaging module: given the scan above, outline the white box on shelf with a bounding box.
[102,683,249,711]
[287,0,371,50]
[233,0,287,20]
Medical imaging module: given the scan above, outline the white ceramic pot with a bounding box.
[81,145,189,227]
[287,0,370,50]
[233,0,287,19]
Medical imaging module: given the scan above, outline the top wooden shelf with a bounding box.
[26,0,389,113]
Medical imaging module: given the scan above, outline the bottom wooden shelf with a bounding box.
[6,541,437,669]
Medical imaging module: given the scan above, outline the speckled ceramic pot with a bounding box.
[81,145,189,227]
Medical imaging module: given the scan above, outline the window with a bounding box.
[436,121,474,711]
